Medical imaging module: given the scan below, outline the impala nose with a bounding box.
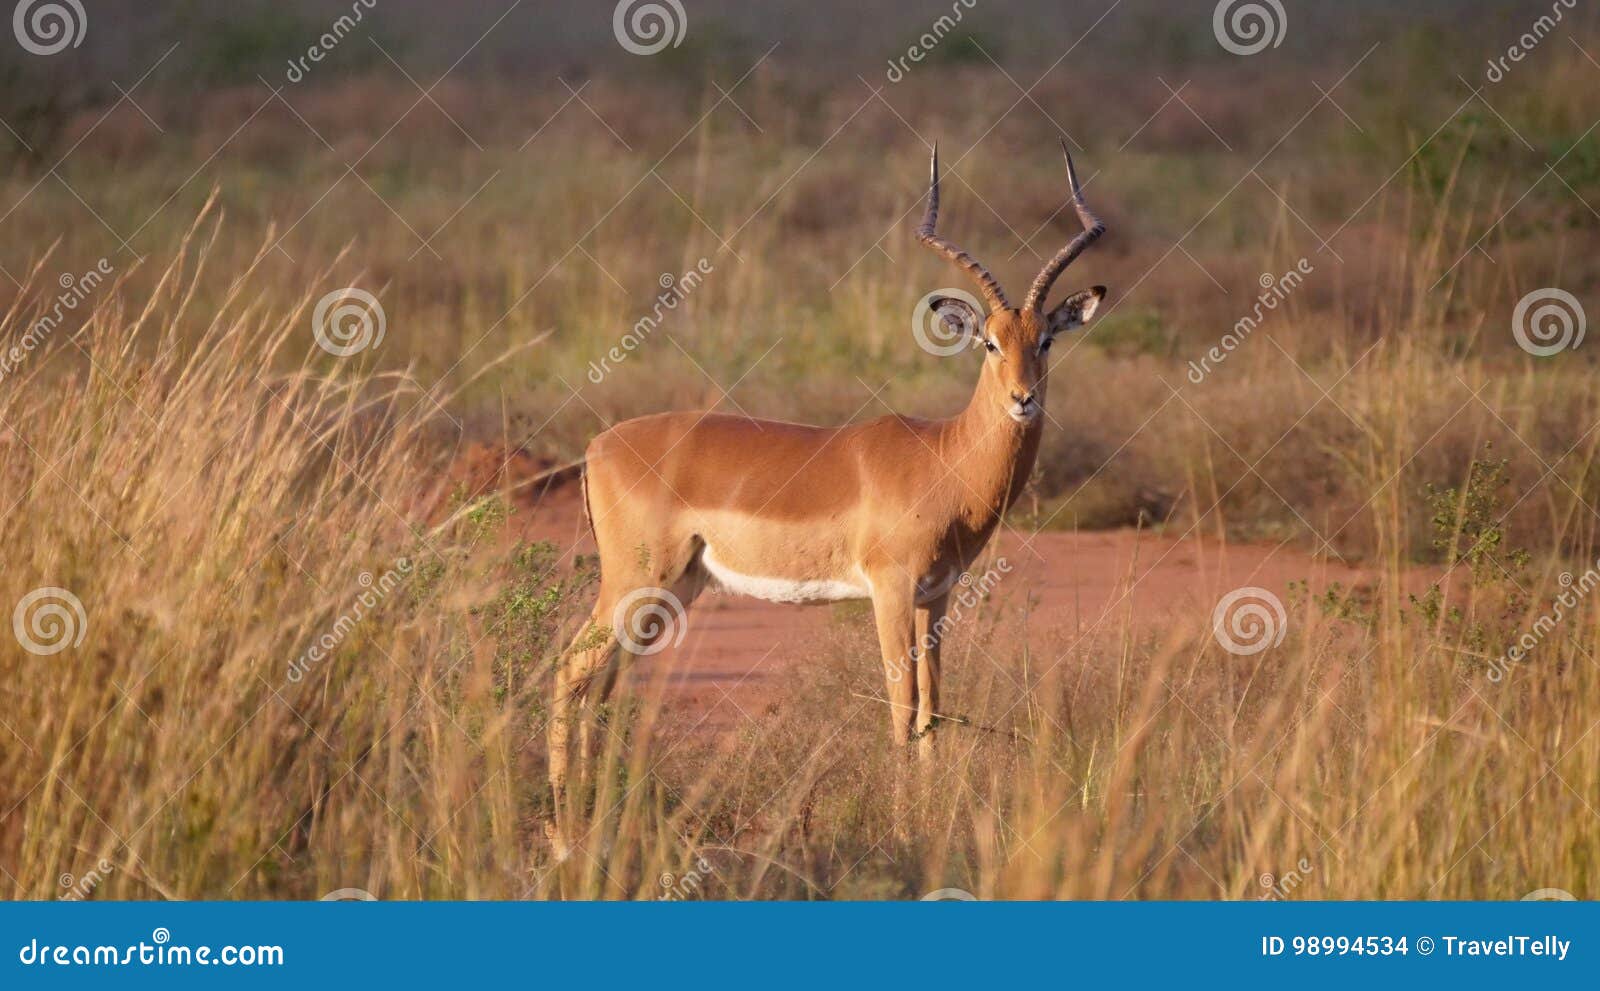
[1009,391,1039,422]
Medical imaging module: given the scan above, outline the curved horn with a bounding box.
[915,143,1010,312]
[1023,140,1106,312]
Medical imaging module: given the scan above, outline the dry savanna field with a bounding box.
[1,0,1599,900]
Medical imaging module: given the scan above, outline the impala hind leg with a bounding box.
[547,598,620,856]
[576,559,706,786]
[546,541,704,855]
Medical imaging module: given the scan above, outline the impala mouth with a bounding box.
[1008,397,1040,423]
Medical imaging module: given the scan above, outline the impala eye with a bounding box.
[1040,337,1053,353]
[983,339,999,354]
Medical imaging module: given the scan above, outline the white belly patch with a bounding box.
[700,546,869,604]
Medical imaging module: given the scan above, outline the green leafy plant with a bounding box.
[1409,446,1529,662]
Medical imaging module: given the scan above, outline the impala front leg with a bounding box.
[914,592,947,760]
[869,576,918,746]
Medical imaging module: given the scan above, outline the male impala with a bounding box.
[549,142,1107,840]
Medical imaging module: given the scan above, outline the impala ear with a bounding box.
[1046,286,1106,335]
[930,295,984,349]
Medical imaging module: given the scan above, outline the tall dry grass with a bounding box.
[2,2,1598,899]
[0,210,561,898]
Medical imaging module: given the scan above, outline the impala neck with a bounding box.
[943,361,1044,524]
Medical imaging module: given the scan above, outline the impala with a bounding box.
[549,142,1107,842]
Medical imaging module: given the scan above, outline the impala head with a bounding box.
[917,141,1108,424]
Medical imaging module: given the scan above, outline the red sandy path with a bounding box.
[512,478,1371,724]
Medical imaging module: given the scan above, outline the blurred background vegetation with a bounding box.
[2,0,1598,555]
